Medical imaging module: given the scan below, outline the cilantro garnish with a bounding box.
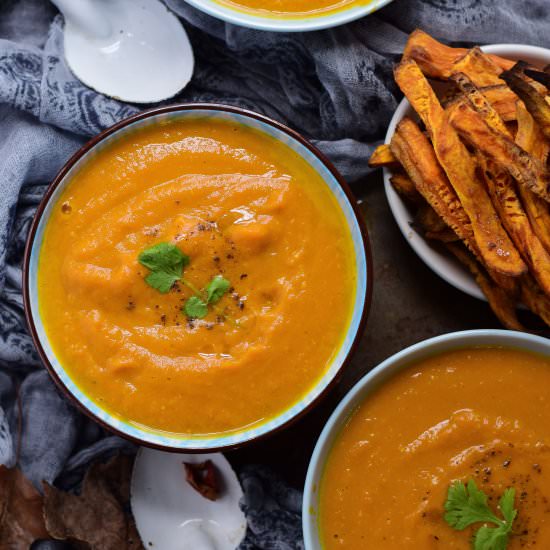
[183,276,231,319]
[138,243,232,322]
[138,242,189,293]
[444,479,517,550]
[184,296,209,319]
[205,275,231,304]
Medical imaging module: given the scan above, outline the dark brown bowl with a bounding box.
[23,103,373,452]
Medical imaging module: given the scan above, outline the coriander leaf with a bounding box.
[444,479,501,530]
[205,275,231,304]
[444,480,517,550]
[143,271,179,294]
[184,296,208,319]
[474,525,510,550]
[499,489,517,525]
[138,242,189,293]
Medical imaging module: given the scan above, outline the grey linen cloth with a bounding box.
[1,0,550,547]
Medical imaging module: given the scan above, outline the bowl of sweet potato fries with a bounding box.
[370,30,550,332]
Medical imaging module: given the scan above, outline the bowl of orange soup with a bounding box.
[184,0,394,31]
[304,330,550,548]
[23,104,371,451]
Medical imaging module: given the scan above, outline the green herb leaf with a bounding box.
[444,480,517,550]
[205,275,231,304]
[184,296,208,319]
[499,489,517,526]
[138,242,189,293]
[474,525,509,550]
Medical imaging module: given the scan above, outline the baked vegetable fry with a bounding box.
[390,118,474,250]
[394,59,526,276]
[521,274,550,327]
[501,65,550,139]
[451,47,507,87]
[446,242,525,331]
[479,85,520,122]
[448,100,550,202]
[403,29,514,79]
[450,72,511,137]
[477,153,550,296]
[515,102,550,253]
[390,118,518,295]
[368,144,398,168]
[389,172,424,205]
[415,204,459,242]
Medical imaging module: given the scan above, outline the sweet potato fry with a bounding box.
[415,204,459,242]
[480,85,520,122]
[449,100,550,202]
[450,73,510,137]
[521,274,550,327]
[390,118,519,293]
[525,67,550,89]
[394,60,525,276]
[368,144,398,168]
[515,102,550,252]
[451,47,504,87]
[446,242,525,330]
[389,172,423,205]
[501,65,550,139]
[390,118,474,248]
[477,153,550,296]
[403,29,514,79]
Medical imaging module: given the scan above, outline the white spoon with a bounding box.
[131,448,247,550]
[50,0,194,103]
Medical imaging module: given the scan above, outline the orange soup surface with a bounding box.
[214,0,366,17]
[38,117,355,436]
[320,347,550,548]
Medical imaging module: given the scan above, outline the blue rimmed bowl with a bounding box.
[183,0,394,32]
[302,329,550,548]
[23,104,372,452]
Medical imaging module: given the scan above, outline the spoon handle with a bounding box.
[50,0,112,39]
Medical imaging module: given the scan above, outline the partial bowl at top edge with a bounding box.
[383,43,550,302]
[182,0,393,32]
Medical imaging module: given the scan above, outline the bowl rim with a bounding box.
[302,328,550,548]
[22,102,374,453]
[383,43,550,302]
[181,0,394,32]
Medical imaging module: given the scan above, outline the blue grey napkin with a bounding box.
[1,0,549,547]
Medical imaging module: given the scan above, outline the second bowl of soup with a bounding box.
[304,330,550,548]
[24,104,370,451]
[184,0,394,32]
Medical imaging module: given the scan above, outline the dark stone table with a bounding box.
[230,170,499,487]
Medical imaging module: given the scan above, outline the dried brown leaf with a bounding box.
[0,465,48,548]
[43,455,144,550]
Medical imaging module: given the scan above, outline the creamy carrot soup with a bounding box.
[320,347,550,548]
[214,0,364,17]
[38,117,356,436]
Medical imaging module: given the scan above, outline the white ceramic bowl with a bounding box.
[384,44,550,301]
[183,0,394,32]
[302,329,550,548]
[23,104,372,452]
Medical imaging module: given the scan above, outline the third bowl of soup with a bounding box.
[304,330,550,549]
[24,104,370,451]
[184,0,394,32]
